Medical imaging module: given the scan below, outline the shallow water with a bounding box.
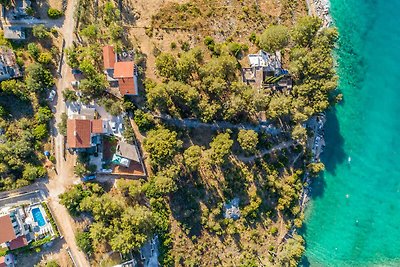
[303,0,400,265]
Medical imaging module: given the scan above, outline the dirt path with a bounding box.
[236,141,295,162]
[46,0,91,266]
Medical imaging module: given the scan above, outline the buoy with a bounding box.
[346,194,349,198]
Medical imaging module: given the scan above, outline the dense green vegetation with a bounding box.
[63,0,336,264]
[0,29,57,190]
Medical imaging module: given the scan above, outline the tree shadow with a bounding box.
[170,178,203,237]
[309,108,346,199]
[321,109,346,175]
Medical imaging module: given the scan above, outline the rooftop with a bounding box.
[114,61,135,78]
[103,45,116,70]
[8,235,28,250]
[91,119,107,134]
[115,141,140,162]
[67,119,92,149]
[0,215,16,244]
[3,26,25,40]
[118,77,137,95]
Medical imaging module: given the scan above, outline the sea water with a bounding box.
[303,0,400,266]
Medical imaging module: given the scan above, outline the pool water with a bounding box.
[32,207,46,227]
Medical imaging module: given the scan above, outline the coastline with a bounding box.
[307,0,332,27]
[282,0,333,244]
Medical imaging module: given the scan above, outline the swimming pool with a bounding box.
[32,207,46,227]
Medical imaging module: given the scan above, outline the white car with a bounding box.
[71,81,80,88]
[110,122,117,134]
[48,89,56,101]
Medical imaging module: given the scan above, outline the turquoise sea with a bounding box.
[303,0,400,266]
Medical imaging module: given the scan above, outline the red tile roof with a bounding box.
[114,61,134,78]
[103,45,116,70]
[91,119,105,134]
[9,235,28,250]
[67,119,92,149]
[118,77,137,95]
[0,215,16,244]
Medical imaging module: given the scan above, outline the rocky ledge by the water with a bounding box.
[312,0,333,27]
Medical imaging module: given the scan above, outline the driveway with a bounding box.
[46,0,91,266]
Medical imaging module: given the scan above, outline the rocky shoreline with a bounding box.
[310,0,333,26]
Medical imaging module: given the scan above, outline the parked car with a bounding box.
[71,81,80,88]
[72,69,82,75]
[48,89,56,101]
[81,174,96,182]
[110,122,117,134]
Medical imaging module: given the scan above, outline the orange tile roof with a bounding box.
[9,235,28,250]
[91,119,105,134]
[67,119,92,149]
[118,77,137,95]
[0,215,16,244]
[103,45,116,70]
[114,61,134,78]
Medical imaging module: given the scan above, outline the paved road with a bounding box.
[44,1,91,266]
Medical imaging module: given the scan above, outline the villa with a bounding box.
[66,118,108,152]
[0,203,54,252]
[102,45,139,96]
[242,50,292,91]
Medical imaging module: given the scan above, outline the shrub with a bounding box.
[47,8,63,19]
[75,231,93,254]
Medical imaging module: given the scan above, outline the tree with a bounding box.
[38,52,52,64]
[57,112,68,136]
[209,132,233,165]
[155,52,177,79]
[79,75,107,101]
[276,234,305,267]
[32,25,49,39]
[200,55,238,83]
[74,162,90,177]
[35,106,53,124]
[291,124,307,146]
[59,183,103,215]
[143,128,182,168]
[47,8,63,19]
[45,260,60,267]
[109,22,123,40]
[80,24,99,40]
[259,25,290,52]
[183,145,202,172]
[27,43,40,59]
[133,109,155,132]
[109,205,155,254]
[237,130,258,153]
[76,231,93,254]
[1,80,27,98]
[292,16,323,47]
[307,162,325,175]
[62,89,78,102]
[33,123,48,140]
[22,165,46,181]
[25,63,54,92]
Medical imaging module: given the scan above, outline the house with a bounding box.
[0,46,22,81]
[3,26,25,40]
[112,141,141,168]
[0,254,15,267]
[0,215,29,251]
[102,45,138,96]
[242,50,292,91]
[67,119,108,151]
